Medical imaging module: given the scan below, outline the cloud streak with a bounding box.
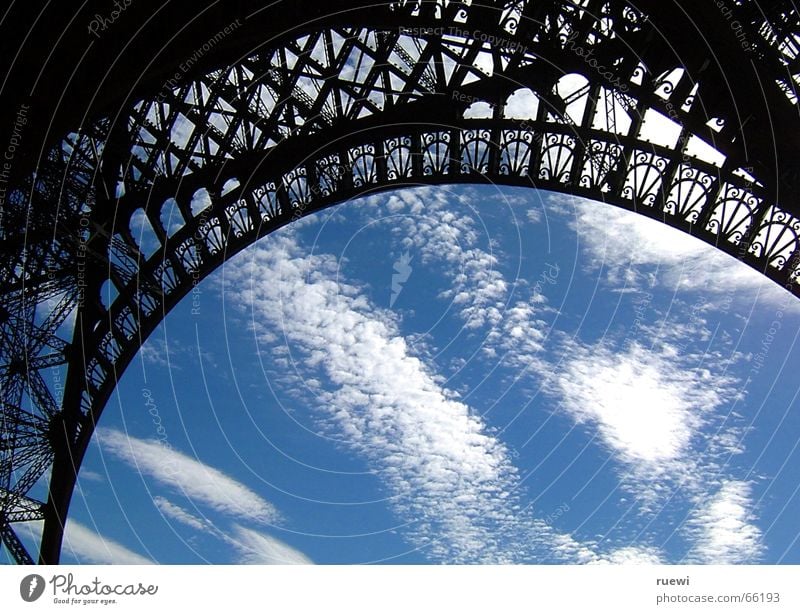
[15,519,152,565]
[350,186,764,560]
[685,480,763,563]
[549,338,742,507]
[153,495,312,564]
[547,192,793,307]
[97,427,280,525]
[230,525,314,564]
[62,521,153,564]
[154,496,209,531]
[224,234,600,563]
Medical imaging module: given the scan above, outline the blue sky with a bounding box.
[13,184,800,564]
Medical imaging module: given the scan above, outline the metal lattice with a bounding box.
[2,0,800,564]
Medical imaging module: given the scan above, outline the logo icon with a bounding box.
[20,574,45,602]
[390,251,413,307]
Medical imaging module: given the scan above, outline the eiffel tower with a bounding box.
[2,0,799,564]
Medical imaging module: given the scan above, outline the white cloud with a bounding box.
[215,186,767,563]
[153,496,312,564]
[226,236,520,561]
[368,188,513,330]
[592,545,663,564]
[154,496,209,531]
[353,187,747,509]
[484,299,550,368]
[547,193,793,306]
[361,188,555,363]
[96,428,279,525]
[554,342,727,465]
[62,521,153,564]
[224,234,596,563]
[377,188,764,527]
[526,207,543,225]
[357,187,764,539]
[138,337,173,367]
[77,469,105,483]
[12,519,152,565]
[549,338,742,508]
[229,525,313,564]
[685,481,763,563]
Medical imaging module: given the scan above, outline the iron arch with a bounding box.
[2,0,800,564]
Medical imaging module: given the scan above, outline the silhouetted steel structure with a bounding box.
[1,0,800,564]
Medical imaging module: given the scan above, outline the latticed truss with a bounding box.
[2,0,800,564]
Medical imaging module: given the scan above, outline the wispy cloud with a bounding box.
[153,495,312,564]
[684,480,763,563]
[547,192,793,306]
[376,190,562,392]
[549,338,741,506]
[206,185,768,563]
[5,518,153,565]
[226,236,522,561]
[224,234,597,563]
[592,546,662,564]
[229,525,313,564]
[376,188,514,330]
[14,519,152,565]
[62,521,153,564]
[96,428,279,525]
[364,187,554,365]
[154,496,209,531]
[139,336,176,368]
[352,186,763,559]
[77,468,105,483]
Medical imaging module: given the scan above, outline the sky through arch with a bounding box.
[13,184,800,565]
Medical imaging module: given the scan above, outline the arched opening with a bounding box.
[4,2,800,566]
[13,182,795,565]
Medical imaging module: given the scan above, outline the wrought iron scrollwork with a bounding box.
[461,129,493,175]
[3,0,800,567]
[422,131,451,176]
[706,184,761,245]
[385,136,414,181]
[539,133,575,183]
